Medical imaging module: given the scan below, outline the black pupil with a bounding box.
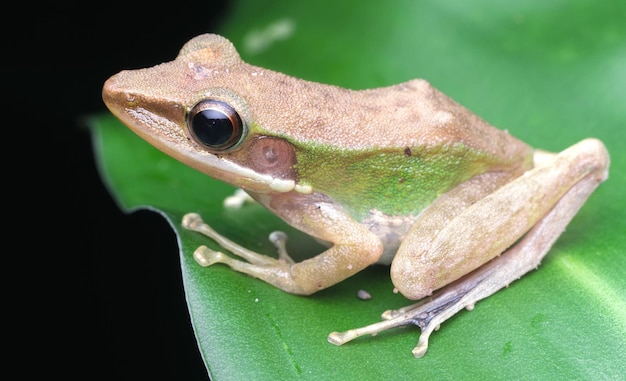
[192,109,233,147]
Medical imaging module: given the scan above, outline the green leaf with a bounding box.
[91,0,626,379]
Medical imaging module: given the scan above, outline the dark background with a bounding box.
[11,2,231,379]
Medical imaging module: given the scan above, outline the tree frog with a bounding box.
[102,34,610,357]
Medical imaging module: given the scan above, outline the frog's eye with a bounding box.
[187,100,245,151]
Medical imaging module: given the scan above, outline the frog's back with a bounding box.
[286,79,533,220]
[268,78,527,159]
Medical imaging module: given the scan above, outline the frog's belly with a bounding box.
[361,209,419,265]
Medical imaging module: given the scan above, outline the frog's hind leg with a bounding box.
[329,138,609,357]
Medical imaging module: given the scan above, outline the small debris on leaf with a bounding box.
[357,289,372,300]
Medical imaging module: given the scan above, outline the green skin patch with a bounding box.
[293,141,507,221]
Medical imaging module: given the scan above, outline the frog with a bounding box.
[102,33,610,357]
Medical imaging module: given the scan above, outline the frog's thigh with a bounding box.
[389,170,519,298]
[392,138,609,300]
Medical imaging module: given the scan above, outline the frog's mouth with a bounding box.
[103,73,311,195]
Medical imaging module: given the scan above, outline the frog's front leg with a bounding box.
[182,197,383,295]
[329,138,609,357]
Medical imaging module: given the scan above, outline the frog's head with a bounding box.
[102,34,312,195]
